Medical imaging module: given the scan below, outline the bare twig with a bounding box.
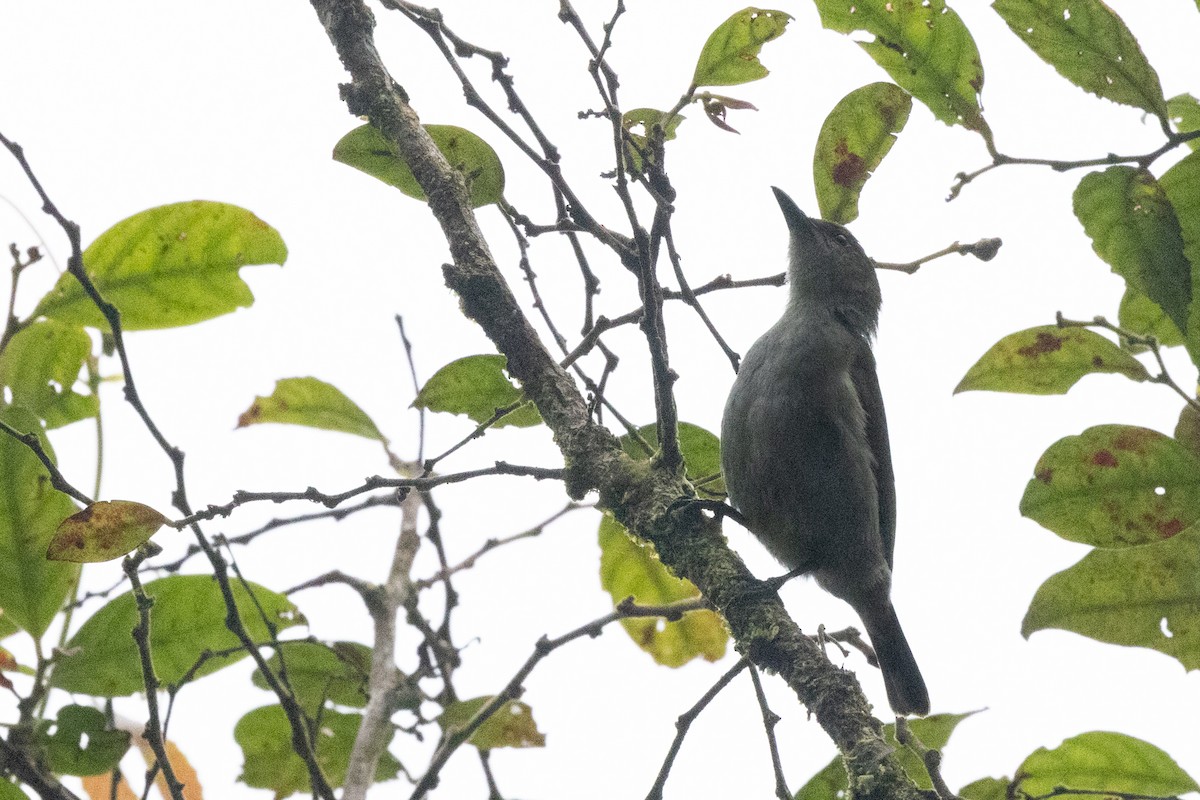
[874,238,1002,274]
[748,664,790,800]
[1056,312,1200,412]
[645,656,751,800]
[412,597,709,800]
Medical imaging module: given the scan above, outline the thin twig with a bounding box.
[412,597,708,800]
[748,664,790,800]
[1056,312,1200,412]
[645,656,751,800]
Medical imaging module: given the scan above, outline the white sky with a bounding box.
[3,1,1199,798]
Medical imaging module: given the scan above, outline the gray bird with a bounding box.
[720,187,929,716]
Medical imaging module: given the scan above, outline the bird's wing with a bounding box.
[851,344,896,569]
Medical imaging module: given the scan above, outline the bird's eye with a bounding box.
[834,233,850,246]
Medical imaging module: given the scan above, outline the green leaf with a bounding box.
[1021,425,1200,547]
[957,777,1010,800]
[955,326,1149,395]
[51,575,304,696]
[236,705,399,797]
[0,320,97,429]
[692,7,792,87]
[33,201,287,331]
[598,514,728,667]
[621,422,725,495]
[1014,731,1199,797]
[1168,93,1200,151]
[333,123,504,208]
[250,640,410,714]
[795,712,978,798]
[37,705,130,776]
[0,405,80,638]
[814,82,912,224]
[47,500,169,563]
[236,377,386,442]
[1117,286,1184,348]
[992,0,1168,121]
[0,781,31,800]
[1022,525,1200,669]
[813,0,988,132]
[1174,403,1200,459]
[439,696,546,750]
[412,354,541,428]
[1159,150,1200,361]
[1074,167,1191,347]
[621,108,686,173]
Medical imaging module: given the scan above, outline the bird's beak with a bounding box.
[771,186,814,237]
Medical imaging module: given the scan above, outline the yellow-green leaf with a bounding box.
[1117,286,1184,349]
[439,697,545,751]
[692,7,791,87]
[1014,731,1199,797]
[955,326,1149,395]
[620,422,725,495]
[33,201,287,331]
[0,405,80,637]
[814,82,913,224]
[0,320,97,429]
[813,0,987,132]
[1022,526,1200,669]
[333,123,504,208]
[598,514,727,667]
[237,377,386,442]
[412,354,541,428]
[48,500,169,563]
[796,712,978,798]
[1021,425,1200,547]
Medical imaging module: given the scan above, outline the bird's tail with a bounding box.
[860,601,929,716]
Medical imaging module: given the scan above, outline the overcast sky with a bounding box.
[3,2,1199,798]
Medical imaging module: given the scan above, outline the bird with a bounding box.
[719,187,929,716]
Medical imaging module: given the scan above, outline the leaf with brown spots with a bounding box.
[814,0,988,133]
[956,326,1149,395]
[48,501,169,563]
[1023,526,1200,671]
[814,82,912,224]
[1021,425,1200,547]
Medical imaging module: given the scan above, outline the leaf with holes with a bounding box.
[37,705,130,776]
[33,201,286,331]
[813,0,988,132]
[1168,93,1200,151]
[1023,526,1200,669]
[334,123,504,208]
[692,7,791,87]
[236,705,399,796]
[439,697,545,750]
[1074,167,1192,354]
[598,514,727,667]
[814,82,912,224]
[1021,425,1200,547]
[955,326,1148,395]
[992,0,1169,121]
